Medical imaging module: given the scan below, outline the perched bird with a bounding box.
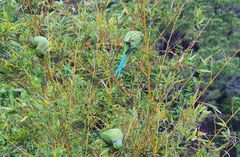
[115,31,144,78]
[31,36,48,58]
[99,128,123,155]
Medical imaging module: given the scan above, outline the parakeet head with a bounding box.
[124,31,144,53]
[113,140,123,150]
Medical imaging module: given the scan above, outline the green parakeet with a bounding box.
[31,36,48,58]
[99,128,123,155]
[115,31,144,77]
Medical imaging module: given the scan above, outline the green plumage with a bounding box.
[115,31,143,77]
[123,31,144,54]
[32,36,48,58]
[100,128,123,149]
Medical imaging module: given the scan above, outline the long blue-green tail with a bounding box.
[115,53,129,78]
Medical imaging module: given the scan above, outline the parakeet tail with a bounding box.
[115,53,129,78]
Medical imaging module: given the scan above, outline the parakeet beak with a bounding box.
[125,41,130,45]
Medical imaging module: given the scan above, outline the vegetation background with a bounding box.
[0,0,240,156]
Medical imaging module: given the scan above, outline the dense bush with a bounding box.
[0,0,239,156]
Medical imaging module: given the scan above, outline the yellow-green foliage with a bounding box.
[0,0,239,156]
